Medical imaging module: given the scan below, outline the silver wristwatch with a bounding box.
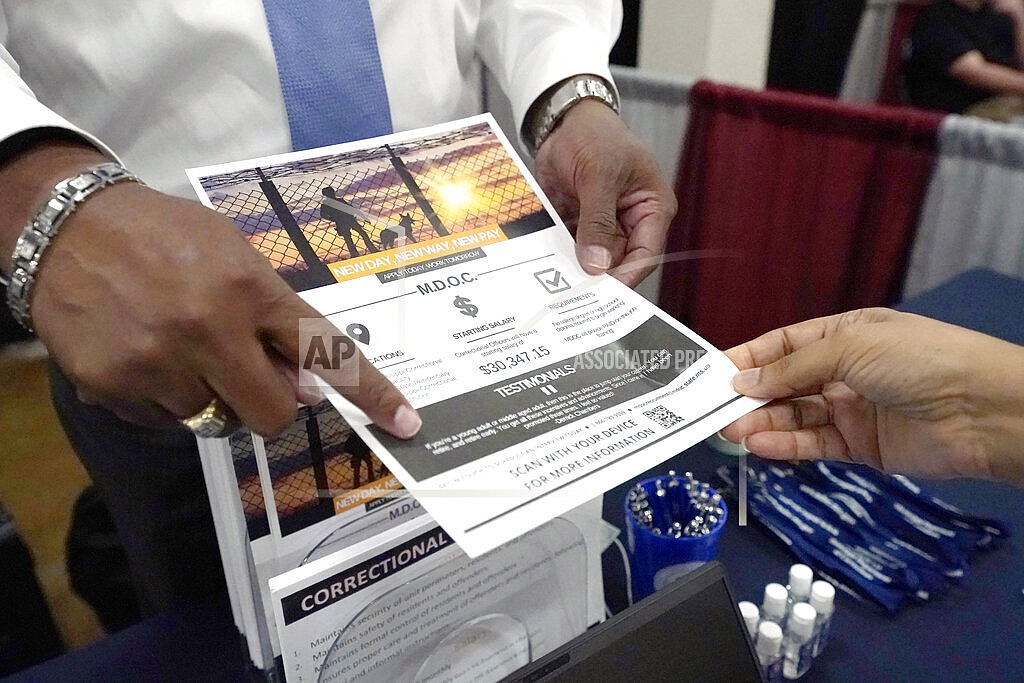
[523,75,620,156]
[5,162,141,330]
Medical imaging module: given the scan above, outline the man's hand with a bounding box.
[1,139,421,438]
[533,100,676,288]
[719,308,1024,484]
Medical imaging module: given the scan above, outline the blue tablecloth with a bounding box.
[601,268,1024,682]
[10,269,1024,682]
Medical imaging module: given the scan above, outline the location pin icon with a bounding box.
[346,323,370,345]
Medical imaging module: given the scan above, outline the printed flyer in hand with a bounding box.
[187,114,761,558]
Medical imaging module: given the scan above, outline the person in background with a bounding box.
[721,308,1024,486]
[0,1,675,616]
[905,0,1024,120]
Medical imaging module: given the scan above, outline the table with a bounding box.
[601,268,1024,682]
[11,269,1024,682]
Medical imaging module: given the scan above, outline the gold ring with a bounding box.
[180,397,243,439]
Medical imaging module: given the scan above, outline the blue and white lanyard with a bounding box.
[721,460,1010,612]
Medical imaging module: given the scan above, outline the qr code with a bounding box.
[643,405,684,429]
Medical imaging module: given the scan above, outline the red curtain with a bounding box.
[659,81,943,350]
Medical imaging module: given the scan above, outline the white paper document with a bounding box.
[269,513,591,682]
[195,401,607,676]
[187,114,761,558]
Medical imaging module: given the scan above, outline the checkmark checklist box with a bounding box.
[534,268,571,294]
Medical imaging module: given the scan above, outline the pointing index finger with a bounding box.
[263,291,421,439]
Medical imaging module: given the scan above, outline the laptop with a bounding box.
[503,561,763,682]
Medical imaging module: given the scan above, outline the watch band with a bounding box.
[6,162,141,331]
[523,75,620,156]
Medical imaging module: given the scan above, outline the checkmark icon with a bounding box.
[534,268,571,294]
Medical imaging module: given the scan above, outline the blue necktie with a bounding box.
[261,0,393,150]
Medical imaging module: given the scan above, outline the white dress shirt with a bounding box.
[0,0,620,197]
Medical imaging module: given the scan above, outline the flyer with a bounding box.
[268,513,590,683]
[221,401,428,660]
[187,115,762,557]
[197,399,606,674]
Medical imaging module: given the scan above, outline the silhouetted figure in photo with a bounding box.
[320,187,377,259]
[397,212,418,242]
[379,228,398,250]
[344,432,374,488]
[378,212,419,250]
[376,211,415,249]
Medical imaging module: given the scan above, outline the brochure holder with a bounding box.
[269,514,588,683]
[299,492,427,567]
[316,517,586,682]
[202,415,600,682]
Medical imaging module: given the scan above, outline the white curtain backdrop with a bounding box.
[903,115,1024,297]
[610,65,693,180]
[610,66,694,302]
[840,0,900,103]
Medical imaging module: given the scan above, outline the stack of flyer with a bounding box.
[188,116,760,680]
[196,403,605,680]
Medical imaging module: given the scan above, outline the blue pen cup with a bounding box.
[624,475,728,601]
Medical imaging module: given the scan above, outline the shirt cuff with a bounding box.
[0,82,121,165]
[504,30,619,151]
